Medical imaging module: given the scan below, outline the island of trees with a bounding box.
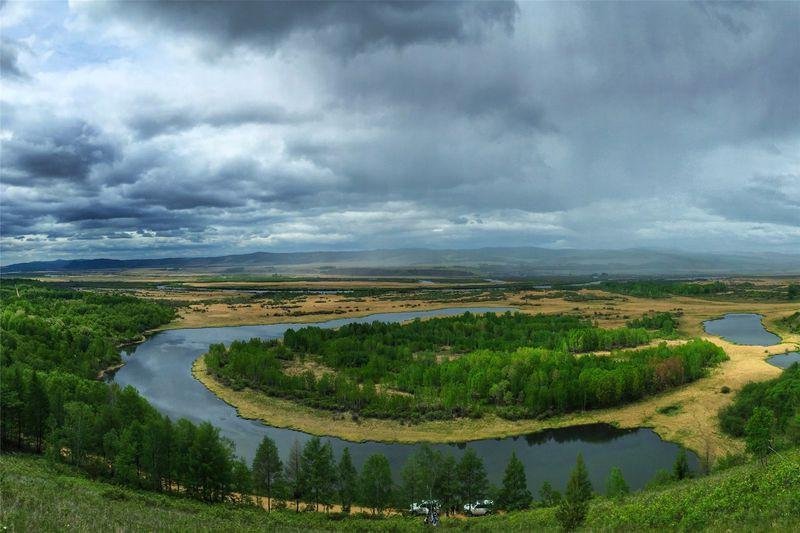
[205,311,726,420]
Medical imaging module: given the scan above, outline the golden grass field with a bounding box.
[162,279,800,464]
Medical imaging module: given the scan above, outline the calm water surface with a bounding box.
[113,307,698,493]
[703,313,781,345]
[766,352,800,369]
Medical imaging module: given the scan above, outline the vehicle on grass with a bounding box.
[463,499,494,516]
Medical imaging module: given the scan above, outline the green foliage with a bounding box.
[719,364,800,448]
[497,452,532,511]
[626,311,678,333]
[605,467,629,498]
[0,280,175,378]
[0,281,249,505]
[283,440,303,512]
[778,311,800,333]
[787,284,800,301]
[745,407,775,464]
[672,448,690,480]
[300,437,337,511]
[539,481,562,507]
[252,436,282,511]
[359,454,393,514]
[457,448,488,508]
[207,310,725,421]
[645,469,674,490]
[5,447,800,531]
[336,448,358,513]
[600,280,728,298]
[556,454,593,530]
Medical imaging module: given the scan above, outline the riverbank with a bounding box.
[191,327,795,461]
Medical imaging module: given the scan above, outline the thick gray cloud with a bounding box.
[83,0,518,56]
[127,101,315,139]
[0,1,798,263]
[1,111,118,185]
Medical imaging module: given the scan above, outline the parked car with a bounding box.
[409,499,440,516]
[463,499,494,516]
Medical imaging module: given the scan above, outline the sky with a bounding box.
[1,0,798,264]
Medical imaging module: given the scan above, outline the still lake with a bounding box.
[112,307,698,493]
[703,313,781,345]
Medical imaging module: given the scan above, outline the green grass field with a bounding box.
[2,449,799,532]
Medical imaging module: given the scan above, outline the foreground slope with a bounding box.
[2,449,799,532]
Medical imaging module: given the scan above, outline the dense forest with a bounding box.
[206,311,725,420]
[718,363,800,448]
[598,281,729,298]
[0,281,253,503]
[0,281,175,378]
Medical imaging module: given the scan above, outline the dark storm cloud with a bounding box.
[1,111,118,184]
[0,38,28,80]
[127,101,314,139]
[2,1,799,263]
[85,0,518,56]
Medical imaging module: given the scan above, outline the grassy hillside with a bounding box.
[3,449,799,532]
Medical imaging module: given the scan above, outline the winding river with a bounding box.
[112,307,698,493]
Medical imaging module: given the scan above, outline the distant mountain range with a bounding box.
[3,247,799,278]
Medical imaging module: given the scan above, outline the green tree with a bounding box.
[787,284,800,300]
[458,448,488,508]
[24,371,49,453]
[284,439,303,512]
[115,424,143,486]
[746,406,775,465]
[359,453,393,515]
[187,422,232,502]
[299,437,336,511]
[539,481,561,507]
[252,435,283,511]
[62,401,96,467]
[672,448,690,480]
[1,366,25,449]
[231,457,253,504]
[436,453,460,515]
[556,454,593,531]
[497,452,532,511]
[605,467,629,498]
[337,447,358,513]
[141,417,172,492]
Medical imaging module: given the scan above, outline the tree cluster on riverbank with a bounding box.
[719,363,800,449]
[0,281,250,503]
[205,311,724,420]
[0,280,175,378]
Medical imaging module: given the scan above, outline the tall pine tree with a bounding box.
[605,467,629,498]
[497,452,532,511]
[556,454,593,531]
[337,447,358,513]
[284,439,304,512]
[252,435,283,511]
[458,448,488,507]
[359,453,393,515]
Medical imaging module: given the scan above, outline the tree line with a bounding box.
[599,280,728,299]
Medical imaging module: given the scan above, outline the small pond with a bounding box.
[703,313,781,346]
[113,307,699,493]
[766,352,800,369]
